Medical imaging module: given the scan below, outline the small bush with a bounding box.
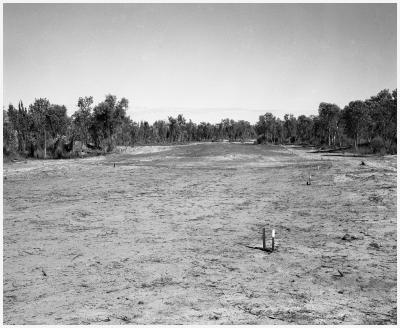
[370,137,386,155]
[34,148,45,159]
[54,147,69,159]
[388,142,397,155]
[256,135,266,144]
[357,145,371,155]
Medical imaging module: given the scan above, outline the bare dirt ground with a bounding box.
[3,142,397,324]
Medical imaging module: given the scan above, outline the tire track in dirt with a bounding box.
[3,143,396,324]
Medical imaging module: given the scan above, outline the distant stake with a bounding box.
[272,229,275,251]
[114,163,115,168]
[262,228,266,251]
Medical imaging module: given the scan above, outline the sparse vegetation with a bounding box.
[3,142,396,324]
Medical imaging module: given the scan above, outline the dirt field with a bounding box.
[3,143,397,324]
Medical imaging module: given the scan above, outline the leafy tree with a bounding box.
[342,100,369,150]
[283,114,297,143]
[255,115,266,141]
[152,120,168,143]
[4,87,397,158]
[365,89,396,153]
[29,98,51,158]
[6,104,25,152]
[255,113,276,143]
[168,116,178,142]
[16,101,31,153]
[72,96,93,144]
[3,109,19,155]
[297,115,314,144]
[90,94,128,150]
[274,118,284,144]
[318,103,341,146]
[46,104,69,139]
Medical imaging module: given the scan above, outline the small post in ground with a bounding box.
[262,228,266,250]
[272,229,275,251]
[307,172,311,185]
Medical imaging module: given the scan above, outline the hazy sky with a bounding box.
[3,3,397,124]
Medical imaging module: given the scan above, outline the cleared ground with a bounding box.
[3,143,397,324]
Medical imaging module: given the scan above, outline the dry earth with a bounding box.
[3,143,397,324]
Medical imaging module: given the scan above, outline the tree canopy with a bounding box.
[3,88,397,159]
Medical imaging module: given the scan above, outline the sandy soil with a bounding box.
[3,143,397,324]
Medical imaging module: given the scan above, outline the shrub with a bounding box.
[370,136,386,155]
[256,135,266,144]
[388,142,397,155]
[358,145,372,155]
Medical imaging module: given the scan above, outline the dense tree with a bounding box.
[72,96,93,144]
[3,88,397,159]
[29,98,52,158]
[318,103,341,146]
[256,113,279,143]
[297,115,314,144]
[90,95,128,150]
[167,116,178,142]
[283,114,297,143]
[46,104,69,139]
[177,114,186,142]
[152,120,168,143]
[365,89,397,153]
[342,100,369,150]
[274,118,284,144]
[3,110,19,155]
[6,102,31,153]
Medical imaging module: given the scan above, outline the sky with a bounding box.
[3,3,397,124]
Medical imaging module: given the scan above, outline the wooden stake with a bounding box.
[272,229,275,251]
[262,228,266,250]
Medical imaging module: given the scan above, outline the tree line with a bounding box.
[255,89,396,154]
[3,88,396,159]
